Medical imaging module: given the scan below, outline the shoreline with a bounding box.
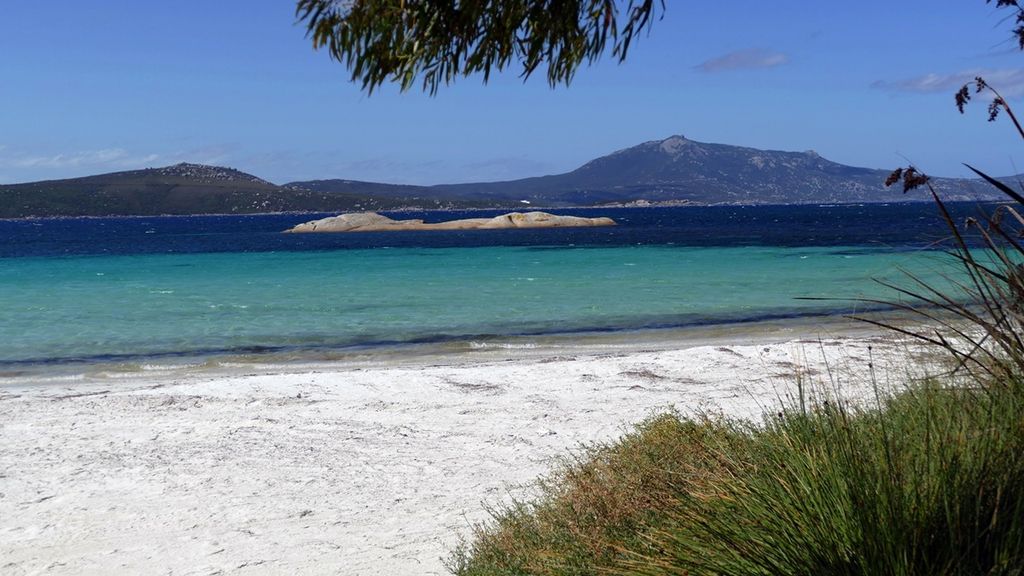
[0,317,934,575]
[0,311,906,388]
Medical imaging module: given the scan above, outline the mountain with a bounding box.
[1,137,1008,218]
[0,163,487,218]
[290,136,1000,206]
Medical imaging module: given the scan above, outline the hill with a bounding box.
[0,163,486,218]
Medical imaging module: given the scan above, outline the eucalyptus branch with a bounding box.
[296,0,663,95]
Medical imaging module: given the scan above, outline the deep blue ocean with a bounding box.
[0,204,986,368]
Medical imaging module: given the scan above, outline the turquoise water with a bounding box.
[0,244,955,365]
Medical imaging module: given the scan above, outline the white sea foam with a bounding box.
[469,341,540,350]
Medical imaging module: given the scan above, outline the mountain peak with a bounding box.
[152,163,273,186]
[658,135,691,155]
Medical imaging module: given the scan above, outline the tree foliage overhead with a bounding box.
[295,0,662,94]
[990,0,1024,49]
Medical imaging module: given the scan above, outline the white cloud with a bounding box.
[3,148,159,170]
[0,145,240,183]
[696,48,789,73]
[872,68,1024,98]
[458,157,555,181]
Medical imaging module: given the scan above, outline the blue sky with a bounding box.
[2,1,1023,185]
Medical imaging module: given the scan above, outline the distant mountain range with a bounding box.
[0,136,1007,218]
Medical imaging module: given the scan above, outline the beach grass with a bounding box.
[447,411,745,575]
[448,363,1024,575]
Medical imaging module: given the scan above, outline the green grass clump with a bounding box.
[447,412,748,576]
[627,377,1024,575]
[450,375,1024,576]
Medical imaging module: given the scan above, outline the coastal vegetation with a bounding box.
[448,371,1024,574]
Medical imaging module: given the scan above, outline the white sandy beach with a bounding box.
[0,324,928,575]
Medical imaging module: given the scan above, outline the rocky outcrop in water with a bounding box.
[284,211,616,233]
